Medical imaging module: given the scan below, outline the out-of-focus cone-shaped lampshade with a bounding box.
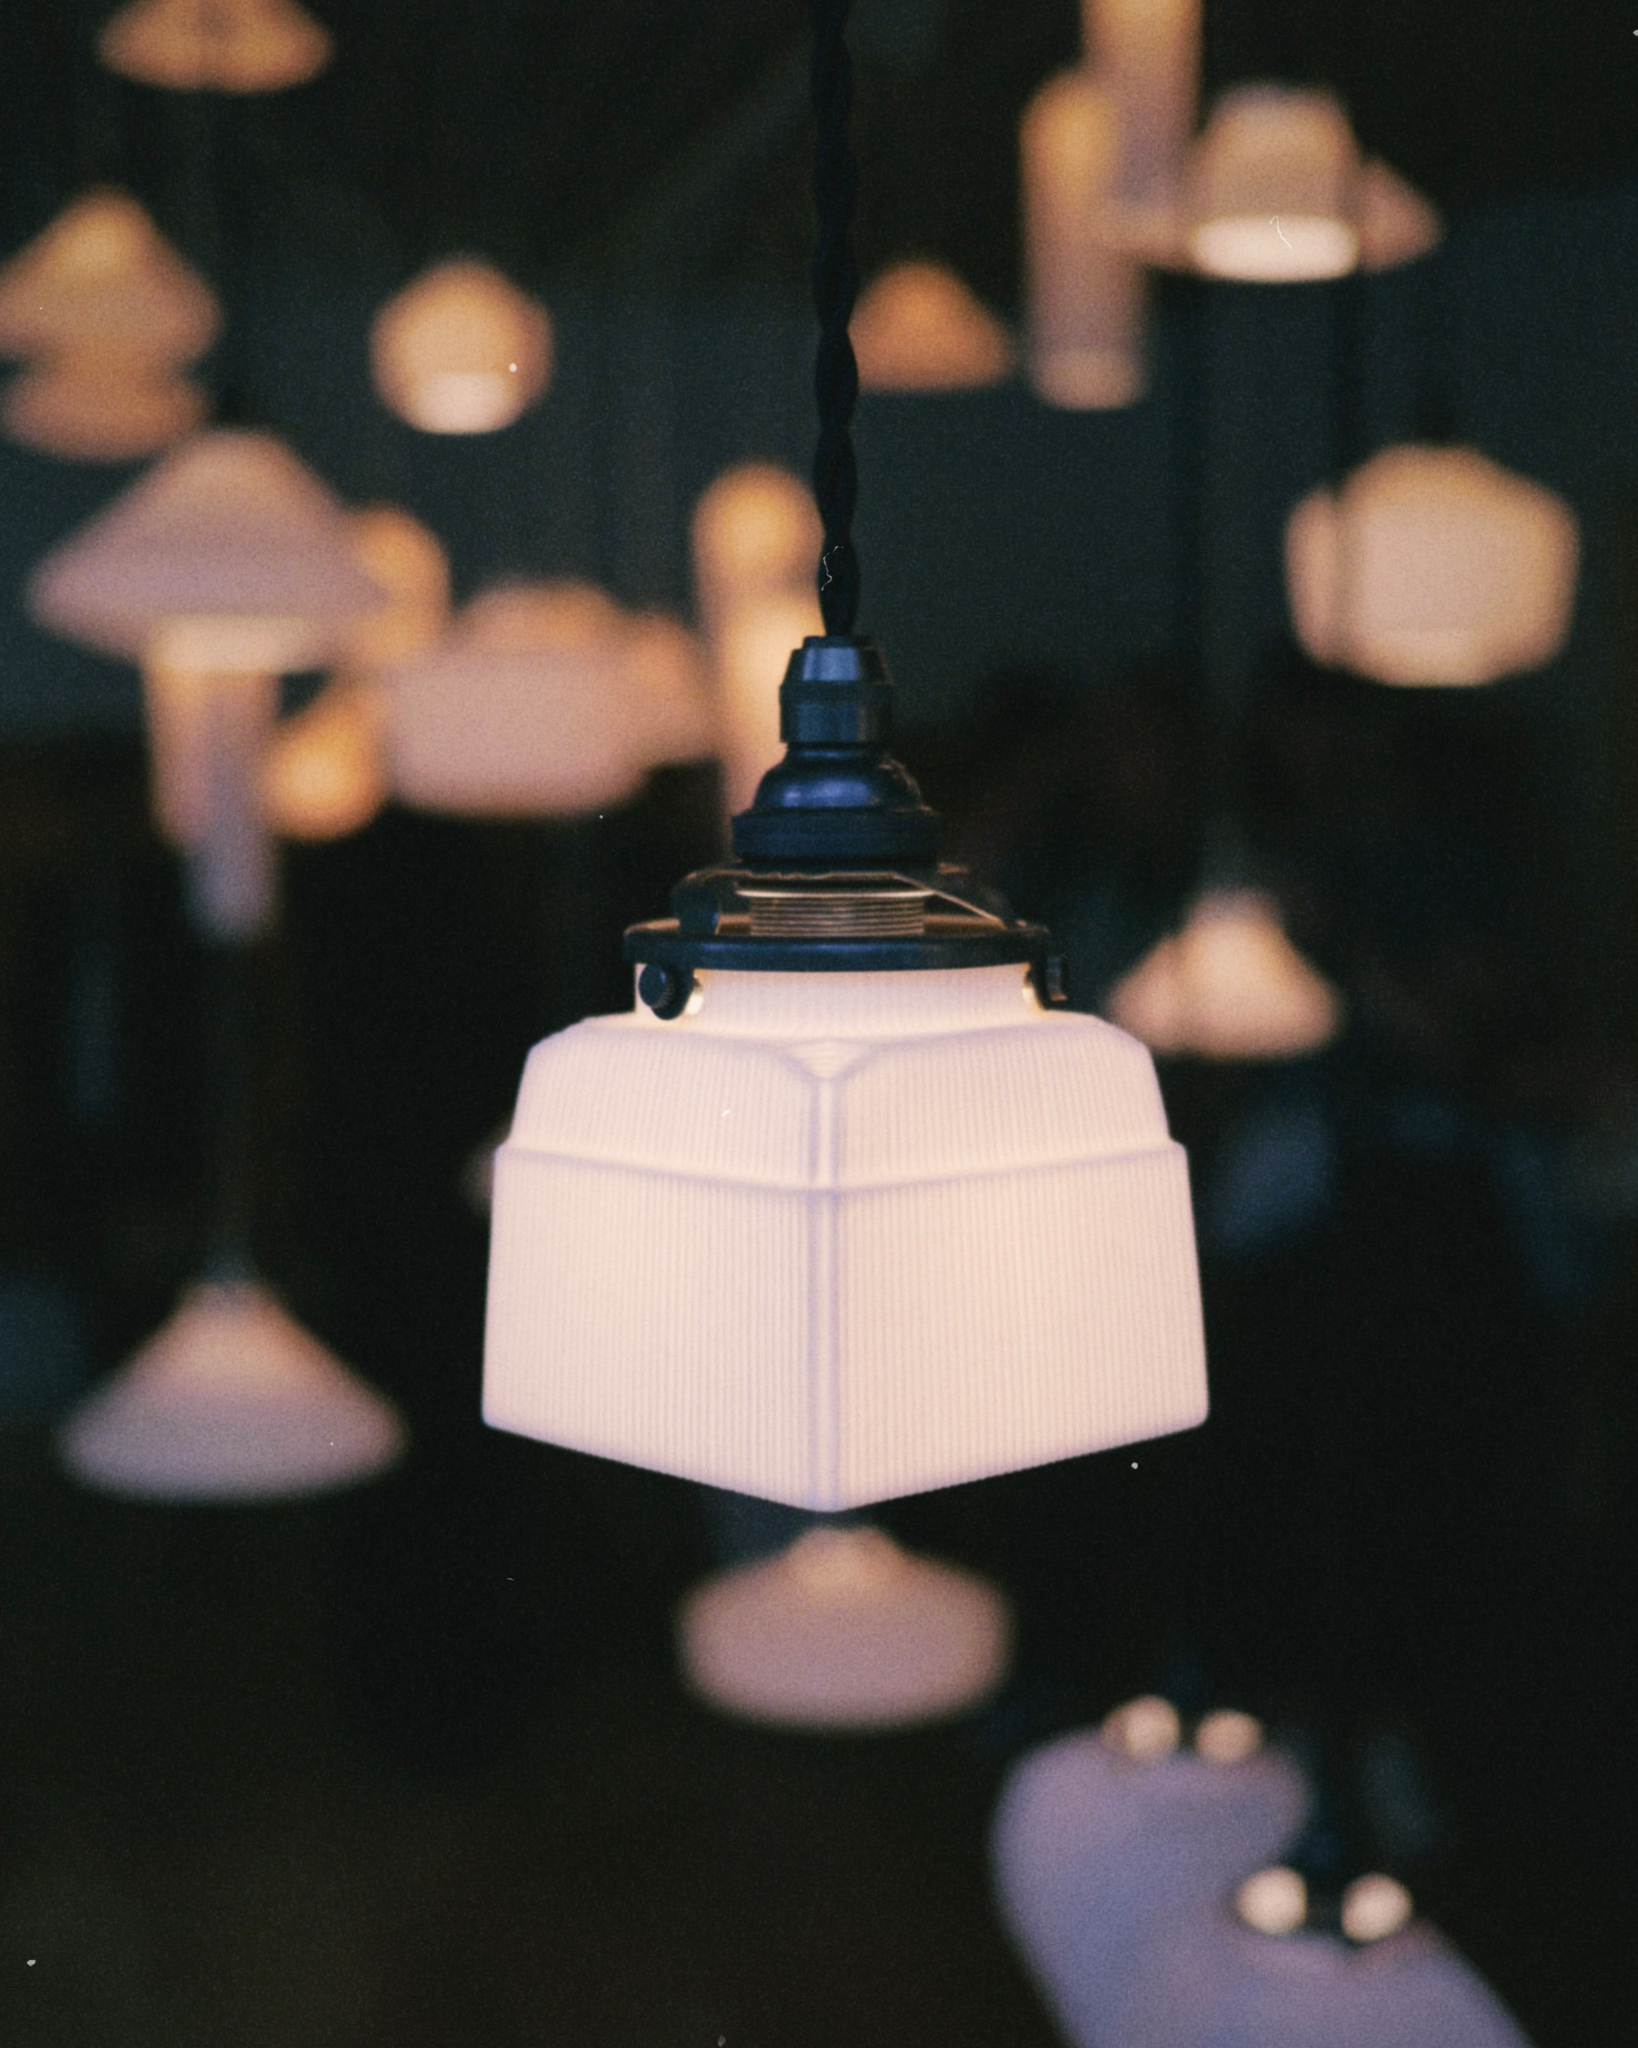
[59,1279,404,1502]
[1286,445,1579,688]
[850,261,1014,393]
[2,357,207,463]
[1081,0,1200,253]
[1188,86,1359,282]
[384,579,710,817]
[1108,890,1343,1062]
[98,0,332,92]
[677,1523,1011,1729]
[993,1702,1310,2048]
[261,678,388,842]
[1357,159,1442,272]
[371,259,552,435]
[486,960,1207,1508]
[713,587,826,816]
[0,189,219,364]
[691,463,824,633]
[1021,72,1146,410]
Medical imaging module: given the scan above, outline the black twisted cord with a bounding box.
[810,0,860,635]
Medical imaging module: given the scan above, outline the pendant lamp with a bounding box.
[370,259,552,436]
[482,2,1207,1510]
[1080,0,1200,255]
[263,506,451,842]
[993,1700,1309,2048]
[98,0,332,93]
[60,1277,403,1502]
[691,465,826,814]
[1285,445,1579,688]
[383,579,712,818]
[1187,86,1360,283]
[0,190,218,462]
[1356,161,1443,274]
[676,1522,1010,1729]
[1020,71,1146,409]
[27,429,384,937]
[1108,890,1343,1063]
[850,261,1014,393]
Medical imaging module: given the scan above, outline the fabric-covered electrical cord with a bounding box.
[810,0,860,635]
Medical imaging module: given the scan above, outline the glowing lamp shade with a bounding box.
[850,261,1014,393]
[677,1523,1010,1729]
[993,1713,1310,2048]
[1188,86,1359,282]
[1108,890,1343,1062]
[2,358,205,464]
[339,505,451,672]
[1286,445,1579,688]
[370,260,552,435]
[484,963,1206,1509]
[1021,72,1146,410]
[714,588,826,814]
[98,0,332,92]
[59,1279,404,1502]
[262,679,388,842]
[691,463,824,632]
[1357,160,1442,272]
[1081,0,1201,249]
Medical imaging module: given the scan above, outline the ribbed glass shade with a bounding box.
[371,259,552,435]
[850,261,1014,393]
[1021,72,1146,410]
[1108,890,1343,1062]
[677,1524,1011,1728]
[993,1718,1310,2048]
[98,0,332,93]
[59,1280,404,1502]
[1286,445,1579,688]
[484,964,1206,1509]
[0,189,218,364]
[1188,86,1359,282]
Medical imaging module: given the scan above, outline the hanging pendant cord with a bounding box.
[810,0,860,635]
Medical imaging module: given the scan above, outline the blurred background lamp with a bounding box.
[98,0,332,93]
[59,1278,404,1502]
[1108,889,1343,1062]
[337,504,452,672]
[676,1523,1011,1729]
[370,258,552,435]
[1103,1693,1184,1761]
[261,677,388,842]
[850,260,1014,393]
[1340,1872,1416,1945]
[1195,1709,1265,1766]
[1286,444,1580,687]
[1357,160,1444,271]
[1236,1863,1309,1935]
[1020,71,1146,410]
[1187,86,1360,282]
[1081,0,1200,252]
[2,357,207,464]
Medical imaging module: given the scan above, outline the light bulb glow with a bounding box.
[261,679,388,843]
[1188,86,1360,283]
[1103,1694,1183,1761]
[1341,1873,1415,1944]
[677,1524,1011,1729]
[1236,1865,1309,1936]
[1195,1709,1265,1765]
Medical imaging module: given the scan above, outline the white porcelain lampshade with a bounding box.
[1108,890,1343,1062]
[370,259,552,435]
[98,0,332,93]
[1021,71,1146,409]
[1188,86,1359,282]
[677,1523,1011,1729]
[1081,0,1201,251]
[485,963,1206,1509]
[0,189,219,365]
[993,1711,1310,2048]
[59,1279,405,1502]
[850,261,1014,393]
[1286,445,1579,687]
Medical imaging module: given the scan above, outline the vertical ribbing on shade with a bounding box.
[484,966,1207,1509]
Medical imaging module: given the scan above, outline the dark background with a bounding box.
[0,4,1635,2044]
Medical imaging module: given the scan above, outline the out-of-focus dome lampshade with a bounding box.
[1188,86,1360,282]
[1108,890,1343,1062]
[1020,71,1146,410]
[1286,445,1579,688]
[850,261,1014,394]
[677,1523,1011,1729]
[0,190,219,461]
[383,579,713,817]
[98,0,332,93]
[59,1279,404,1502]
[485,961,1207,1509]
[371,259,552,435]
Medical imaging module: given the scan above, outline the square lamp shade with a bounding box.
[485,961,1206,1509]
